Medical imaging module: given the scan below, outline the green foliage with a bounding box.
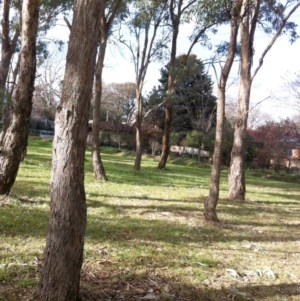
[259,0,299,43]
[185,130,203,148]
[147,54,216,136]
[169,131,183,145]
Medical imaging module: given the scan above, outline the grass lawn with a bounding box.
[1,137,300,300]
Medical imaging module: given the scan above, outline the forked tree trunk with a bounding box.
[204,0,242,221]
[228,0,253,202]
[228,0,298,200]
[0,0,39,195]
[38,1,101,300]
[0,0,21,145]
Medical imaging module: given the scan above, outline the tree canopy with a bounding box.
[147,54,216,140]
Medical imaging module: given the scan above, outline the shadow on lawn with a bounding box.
[1,190,299,246]
[85,200,300,246]
[1,269,299,301]
[79,268,300,301]
[11,180,51,200]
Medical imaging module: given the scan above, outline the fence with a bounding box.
[29,129,54,139]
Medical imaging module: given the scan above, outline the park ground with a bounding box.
[1,138,300,300]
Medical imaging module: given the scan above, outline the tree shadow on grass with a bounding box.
[79,268,300,301]
[1,192,299,246]
[247,190,300,202]
[87,203,298,244]
[2,267,299,300]
[85,205,300,247]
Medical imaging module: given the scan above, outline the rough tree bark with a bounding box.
[228,0,300,201]
[0,0,21,145]
[0,0,38,195]
[92,0,122,180]
[38,1,101,300]
[228,0,253,201]
[204,0,242,222]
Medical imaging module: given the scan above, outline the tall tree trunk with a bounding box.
[38,1,101,300]
[134,89,143,171]
[0,0,21,145]
[204,0,242,221]
[92,0,122,179]
[158,5,179,169]
[227,0,298,201]
[158,95,172,169]
[228,0,253,202]
[92,23,108,181]
[0,0,38,195]
[204,88,226,222]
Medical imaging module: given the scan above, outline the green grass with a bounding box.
[1,137,300,300]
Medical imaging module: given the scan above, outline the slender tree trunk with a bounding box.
[92,24,108,181]
[158,95,172,169]
[158,16,178,169]
[92,0,122,179]
[228,1,252,202]
[227,0,298,200]
[38,1,101,300]
[0,0,21,145]
[134,89,143,171]
[0,54,21,145]
[0,0,38,195]
[204,88,226,222]
[204,0,242,221]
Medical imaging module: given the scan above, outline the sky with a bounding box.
[46,7,300,122]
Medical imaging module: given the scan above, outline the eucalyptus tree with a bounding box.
[158,0,196,169]
[228,0,300,201]
[0,0,39,195]
[204,0,243,222]
[38,0,102,299]
[119,0,169,171]
[158,0,225,169]
[0,0,73,144]
[92,0,123,181]
[0,0,22,144]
